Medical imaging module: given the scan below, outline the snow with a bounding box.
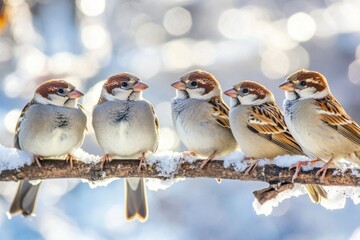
[223,150,247,171]
[2,144,360,215]
[0,144,32,173]
[73,148,101,164]
[253,184,307,216]
[82,177,118,189]
[253,184,360,215]
[146,178,185,191]
[145,151,192,191]
[146,151,183,177]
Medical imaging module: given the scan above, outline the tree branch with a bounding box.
[0,159,359,186]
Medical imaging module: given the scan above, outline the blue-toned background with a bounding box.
[0,0,360,239]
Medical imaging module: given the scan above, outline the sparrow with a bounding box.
[9,80,87,216]
[171,69,238,168]
[280,69,360,182]
[92,72,159,222]
[224,80,327,203]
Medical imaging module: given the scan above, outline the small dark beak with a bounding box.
[171,81,186,90]
[133,81,149,92]
[224,88,238,98]
[67,89,84,99]
[279,81,295,91]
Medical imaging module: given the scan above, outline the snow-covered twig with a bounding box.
[1,157,360,187]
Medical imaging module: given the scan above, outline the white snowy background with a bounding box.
[1,0,360,239]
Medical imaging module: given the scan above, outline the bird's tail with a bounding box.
[125,178,148,222]
[305,184,327,203]
[9,180,41,216]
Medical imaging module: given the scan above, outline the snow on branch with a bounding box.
[1,149,359,186]
[1,146,360,216]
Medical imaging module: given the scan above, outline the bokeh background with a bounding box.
[0,0,360,239]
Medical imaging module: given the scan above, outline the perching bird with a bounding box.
[92,73,159,222]
[9,80,87,216]
[280,69,360,182]
[224,80,327,203]
[171,69,238,168]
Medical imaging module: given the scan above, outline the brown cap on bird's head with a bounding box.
[103,72,148,94]
[171,70,222,99]
[35,79,83,99]
[279,69,329,93]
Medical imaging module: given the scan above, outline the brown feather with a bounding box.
[208,96,231,128]
[247,102,304,155]
[315,95,360,145]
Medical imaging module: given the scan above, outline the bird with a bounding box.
[171,69,238,169]
[9,79,87,216]
[280,69,360,182]
[224,80,327,203]
[92,72,159,222]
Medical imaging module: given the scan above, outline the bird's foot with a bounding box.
[316,159,334,183]
[290,159,321,182]
[138,153,147,172]
[65,154,77,168]
[100,154,111,170]
[200,151,216,169]
[33,155,42,168]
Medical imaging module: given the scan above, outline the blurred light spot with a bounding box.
[135,22,166,47]
[266,20,298,50]
[77,0,105,17]
[162,39,193,70]
[218,9,248,39]
[287,12,316,42]
[4,109,21,133]
[311,9,337,38]
[163,7,192,36]
[81,24,107,50]
[129,49,162,78]
[348,60,360,86]
[158,127,180,151]
[193,41,216,66]
[218,7,268,40]
[3,74,22,98]
[82,81,105,133]
[261,50,290,79]
[287,45,310,72]
[0,39,12,62]
[49,52,75,75]
[350,227,360,240]
[104,204,126,230]
[16,46,47,76]
[6,0,24,7]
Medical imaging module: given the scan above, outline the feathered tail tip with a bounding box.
[305,184,328,204]
[125,178,148,222]
[8,181,41,217]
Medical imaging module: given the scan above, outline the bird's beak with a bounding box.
[171,81,186,90]
[67,89,84,99]
[224,88,238,98]
[279,81,295,91]
[133,81,149,92]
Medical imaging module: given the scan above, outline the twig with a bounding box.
[0,159,359,187]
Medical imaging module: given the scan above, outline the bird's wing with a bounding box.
[315,95,360,145]
[208,96,231,128]
[246,102,304,155]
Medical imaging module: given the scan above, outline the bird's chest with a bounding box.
[20,107,84,156]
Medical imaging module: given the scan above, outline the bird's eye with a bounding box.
[57,88,64,94]
[242,88,249,94]
[121,82,128,88]
[190,81,197,87]
[300,80,307,86]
